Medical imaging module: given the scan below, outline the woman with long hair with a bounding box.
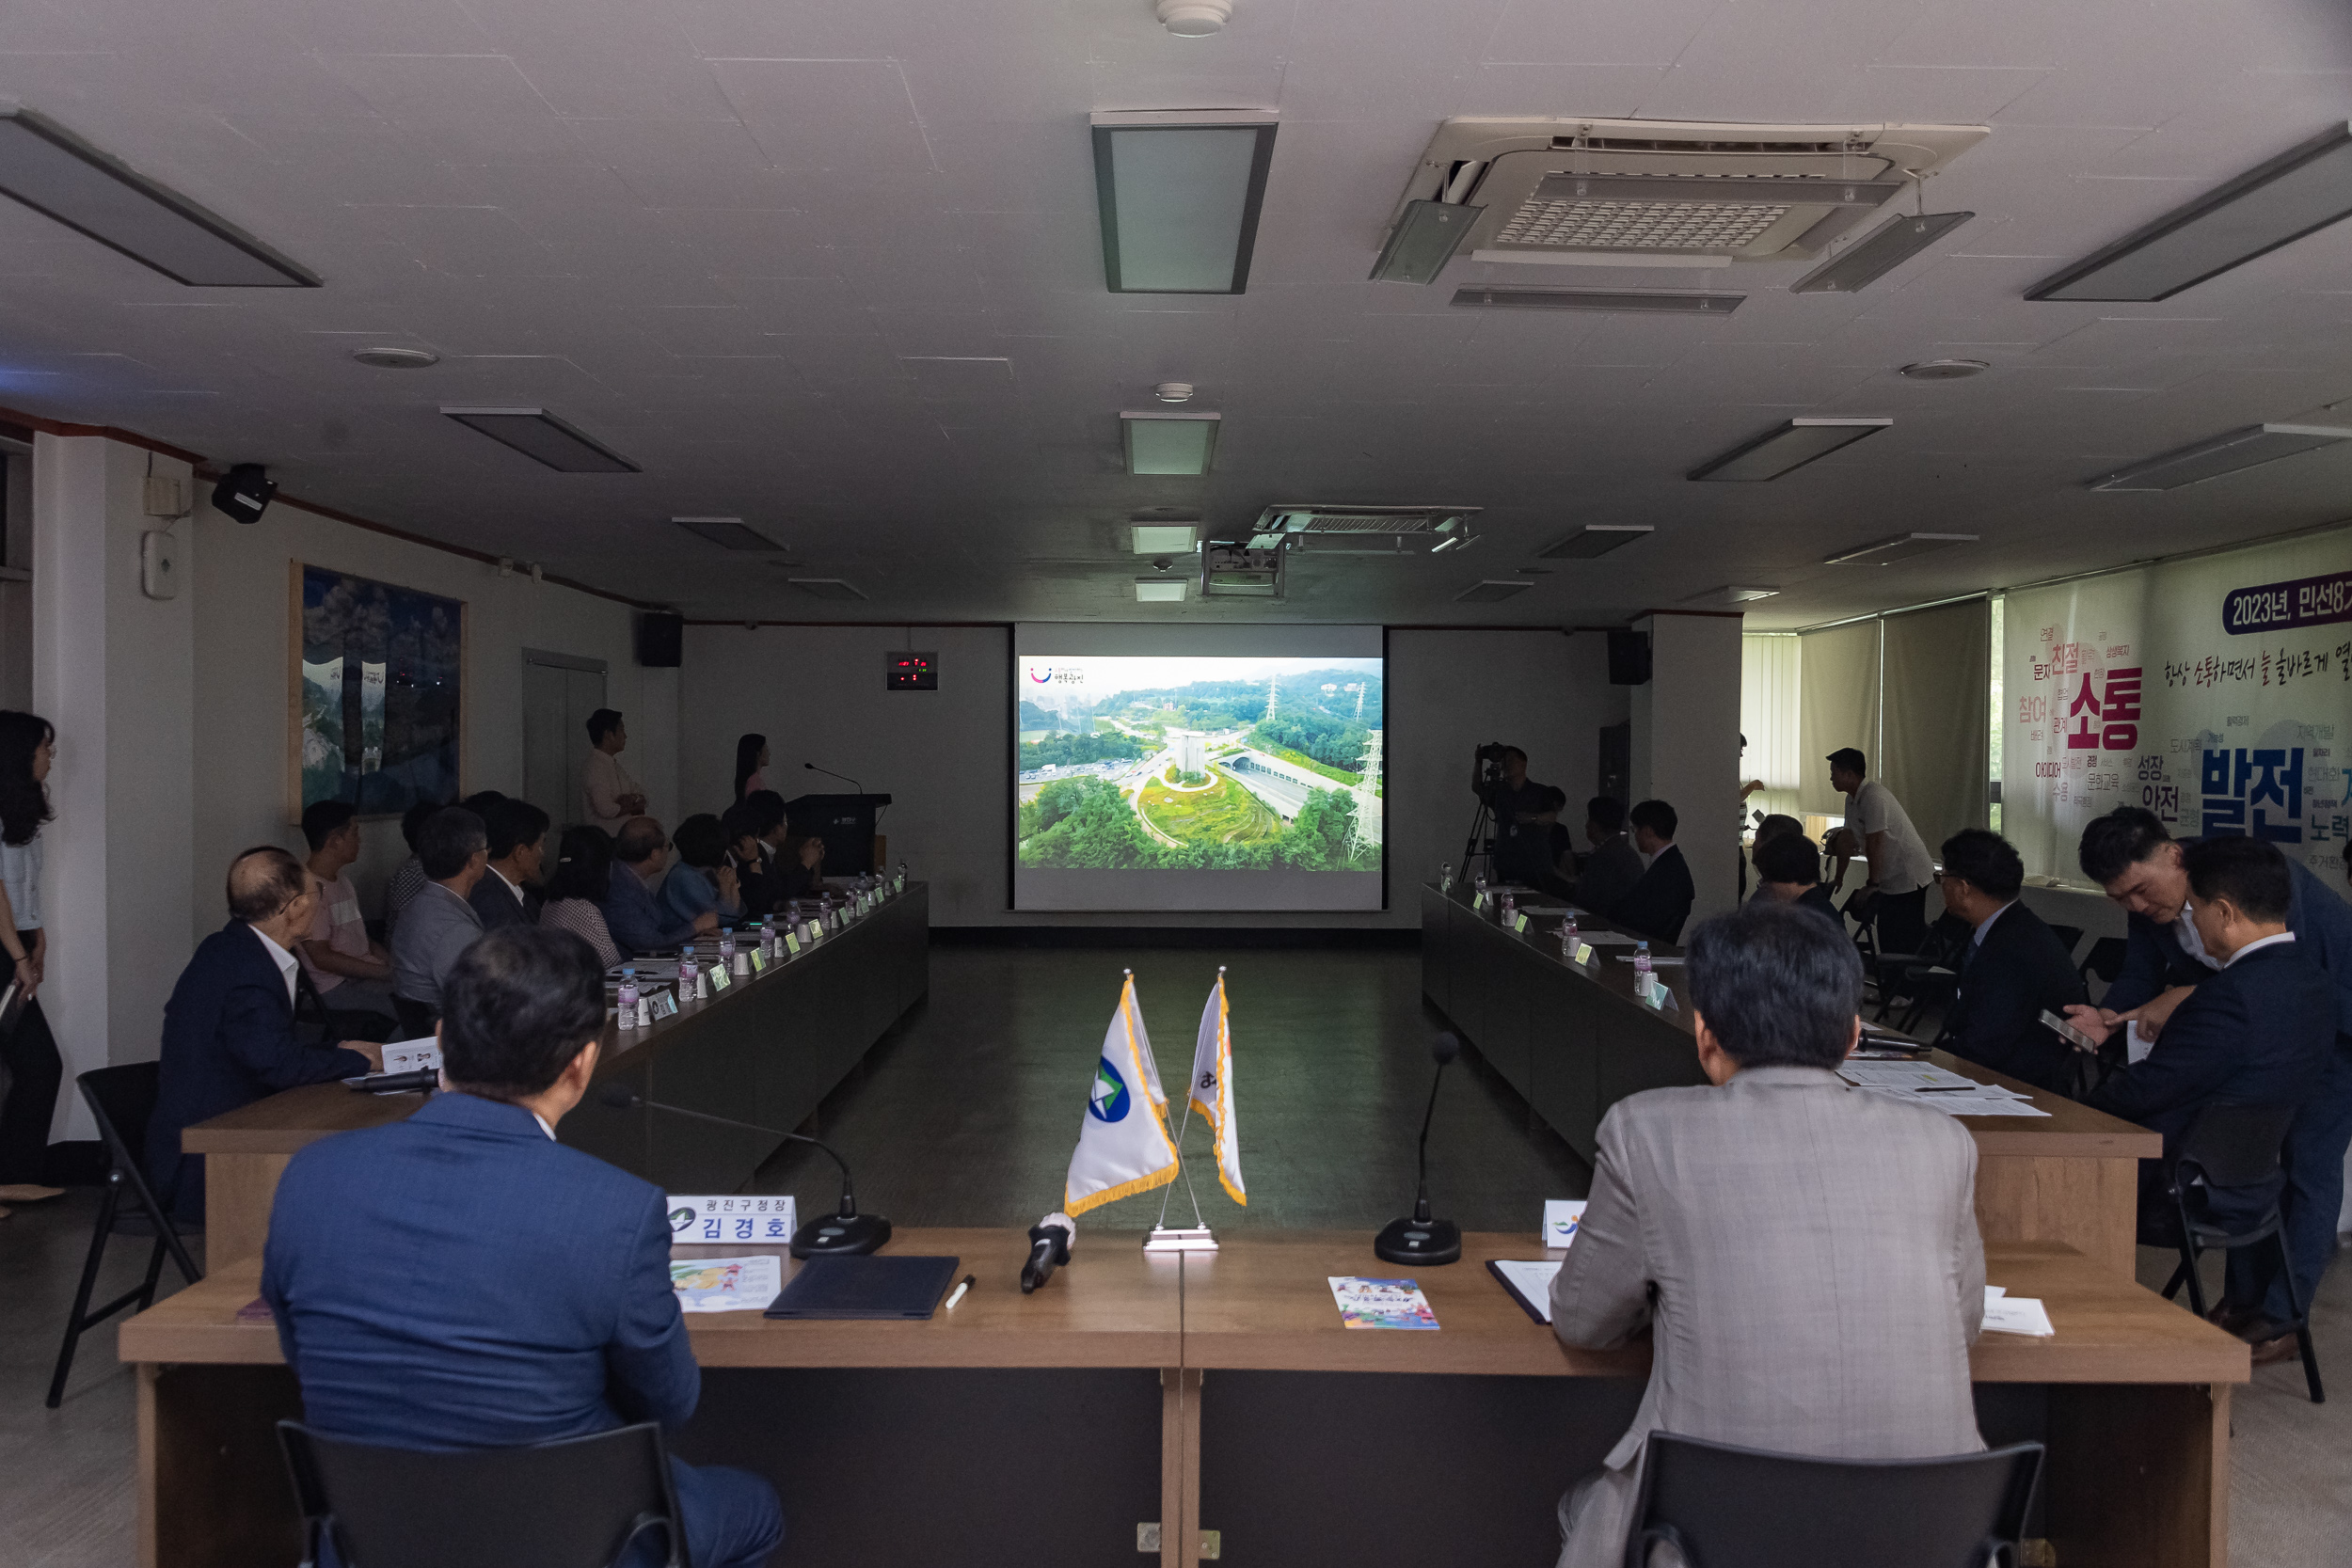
[734,734,769,801]
[0,710,63,1212]
[538,826,623,969]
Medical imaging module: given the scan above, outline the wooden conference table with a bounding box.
[1422,881,2162,1277]
[122,1228,2246,1568]
[186,884,930,1265]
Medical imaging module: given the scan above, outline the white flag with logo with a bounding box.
[1063,974,1180,1216]
[1186,972,1246,1205]
[1129,973,1170,1122]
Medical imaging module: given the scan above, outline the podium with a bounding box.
[786,793,893,877]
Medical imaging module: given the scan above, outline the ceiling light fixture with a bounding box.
[1156,0,1232,35]
[441,407,640,473]
[351,347,439,370]
[1688,418,1891,482]
[2089,422,2352,492]
[1789,211,1972,293]
[1682,584,1779,605]
[0,105,319,287]
[1132,524,1200,553]
[1135,578,1190,602]
[1899,357,1989,380]
[2029,122,2352,302]
[673,516,785,550]
[1538,525,1653,559]
[1450,286,1741,313]
[1454,579,1532,602]
[1121,410,1220,475]
[1091,110,1278,294]
[1822,532,1977,565]
[788,578,866,601]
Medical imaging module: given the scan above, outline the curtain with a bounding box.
[1881,597,1991,860]
[1740,634,1802,821]
[1798,619,1881,816]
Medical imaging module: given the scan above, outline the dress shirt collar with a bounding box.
[492,865,527,904]
[249,925,300,1006]
[2171,905,2223,971]
[2226,930,2297,967]
[532,1111,556,1139]
[1973,899,2015,947]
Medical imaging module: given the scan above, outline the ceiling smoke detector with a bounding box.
[1899,357,1989,381]
[1153,381,1195,403]
[1155,0,1231,35]
[351,347,439,370]
[1377,119,1987,280]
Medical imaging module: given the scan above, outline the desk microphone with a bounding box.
[802,761,865,793]
[1022,1212,1075,1293]
[597,1084,892,1258]
[1373,1033,1464,1266]
[345,1069,441,1096]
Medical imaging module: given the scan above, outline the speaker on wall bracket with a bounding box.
[636,611,683,667]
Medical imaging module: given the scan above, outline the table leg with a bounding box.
[2046,1381,2228,1568]
[143,1361,305,1568]
[204,1152,292,1267]
[1161,1366,1203,1567]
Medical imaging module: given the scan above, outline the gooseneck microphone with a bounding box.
[598,1084,892,1258]
[1022,1212,1076,1293]
[1373,1033,1464,1266]
[802,761,865,793]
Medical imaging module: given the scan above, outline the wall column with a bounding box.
[1629,611,1746,932]
[32,435,196,1138]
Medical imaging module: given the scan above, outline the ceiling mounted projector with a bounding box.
[210,463,277,524]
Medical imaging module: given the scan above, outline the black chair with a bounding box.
[1870,913,1968,1024]
[278,1419,688,1568]
[1623,1432,2043,1568]
[47,1063,204,1407]
[392,996,438,1040]
[2155,1102,2323,1403]
[294,968,398,1048]
[2078,937,2128,998]
[2045,924,2083,961]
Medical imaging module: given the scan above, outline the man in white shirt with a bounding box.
[297,800,398,1019]
[1825,747,1936,953]
[581,709,647,832]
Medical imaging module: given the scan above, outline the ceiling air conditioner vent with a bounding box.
[1383,119,1986,271]
[1249,504,1479,545]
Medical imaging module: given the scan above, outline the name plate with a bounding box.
[381,1037,441,1074]
[709,964,731,992]
[1472,892,1488,911]
[1542,1199,1588,1248]
[666,1195,798,1246]
[784,931,802,956]
[750,949,767,974]
[1511,912,1530,934]
[1571,942,1594,966]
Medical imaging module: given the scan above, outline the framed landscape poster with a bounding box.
[290,562,466,818]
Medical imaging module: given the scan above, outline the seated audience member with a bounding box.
[470,798,549,932]
[296,800,398,1019]
[1549,902,1984,1568]
[150,849,382,1222]
[1749,813,1804,862]
[1750,832,1839,927]
[2078,805,2352,1344]
[2069,837,2335,1357]
[746,789,825,906]
[380,799,442,946]
[605,817,717,958]
[390,807,488,1029]
[459,789,507,819]
[1931,829,2089,1095]
[1608,800,1695,942]
[262,927,785,1568]
[1565,796,1642,915]
[661,813,745,927]
[540,827,623,969]
[722,800,777,917]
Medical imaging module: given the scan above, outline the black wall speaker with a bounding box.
[1606,629,1652,686]
[636,611,683,668]
[210,463,277,524]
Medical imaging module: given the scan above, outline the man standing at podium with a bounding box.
[262,927,784,1568]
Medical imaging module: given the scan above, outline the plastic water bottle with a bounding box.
[1440,860,1453,892]
[676,949,698,1000]
[821,893,836,930]
[1634,942,1654,996]
[616,967,639,1026]
[1560,911,1579,958]
[896,860,908,893]
[785,900,801,934]
[759,920,775,961]
[718,927,736,967]
[1500,890,1517,926]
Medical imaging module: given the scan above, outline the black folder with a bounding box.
[763,1255,961,1320]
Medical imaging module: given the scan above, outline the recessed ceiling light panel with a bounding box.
[1822,532,1977,565]
[1688,417,1892,482]
[1134,578,1189,602]
[1121,410,1221,475]
[351,347,439,370]
[788,578,866,601]
[2029,122,2352,302]
[673,516,784,550]
[1092,110,1278,294]
[1454,579,1533,603]
[1131,524,1200,554]
[1681,584,1779,605]
[441,407,640,473]
[0,105,319,286]
[1538,526,1653,559]
[2090,422,2352,491]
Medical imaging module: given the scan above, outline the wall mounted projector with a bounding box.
[209,463,278,524]
[1374,118,1987,283]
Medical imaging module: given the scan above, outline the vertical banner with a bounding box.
[2003,531,2352,882]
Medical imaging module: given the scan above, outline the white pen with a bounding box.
[943,1274,976,1311]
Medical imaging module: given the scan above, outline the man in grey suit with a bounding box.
[390,806,488,1028]
[1549,901,1986,1568]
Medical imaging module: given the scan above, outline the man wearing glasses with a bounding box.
[150,847,383,1225]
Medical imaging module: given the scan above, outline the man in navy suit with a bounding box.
[2068,837,2335,1350]
[262,926,782,1568]
[2078,808,2352,1356]
[1608,799,1695,943]
[1931,829,2090,1096]
[150,848,381,1224]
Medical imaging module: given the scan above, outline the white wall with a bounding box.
[1632,612,1747,928]
[677,625,1629,928]
[193,500,674,928]
[32,435,199,1138]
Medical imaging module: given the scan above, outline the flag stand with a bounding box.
[1145,1076,1217,1253]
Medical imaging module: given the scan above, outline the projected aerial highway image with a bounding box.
[1015,655,1383,873]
